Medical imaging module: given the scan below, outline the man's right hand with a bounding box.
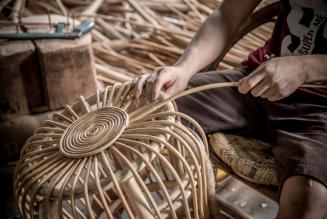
[133,66,191,101]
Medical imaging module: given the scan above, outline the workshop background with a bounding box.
[0,0,277,218]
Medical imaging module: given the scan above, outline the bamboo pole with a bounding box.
[126,0,159,26]
[82,0,104,15]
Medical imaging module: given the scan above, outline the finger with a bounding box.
[145,78,154,98]
[238,68,266,94]
[145,69,161,97]
[261,86,278,99]
[165,82,177,97]
[135,75,149,98]
[250,78,271,97]
[151,73,168,100]
[163,79,175,91]
[268,94,283,101]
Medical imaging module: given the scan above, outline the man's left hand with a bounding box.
[238,56,307,101]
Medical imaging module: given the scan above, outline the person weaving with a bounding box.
[133,0,327,218]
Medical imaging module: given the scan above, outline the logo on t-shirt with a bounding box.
[281,0,327,56]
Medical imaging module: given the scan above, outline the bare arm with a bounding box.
[134,0,262,100]
[302,55,327,82]
[174,0,263,77]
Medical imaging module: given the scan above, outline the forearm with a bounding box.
[302,54,327,83]
[174,0,261,78]
[173,10,232,77]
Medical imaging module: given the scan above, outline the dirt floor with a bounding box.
[1,163,278,219]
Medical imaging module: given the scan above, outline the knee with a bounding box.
[277,176,327,219]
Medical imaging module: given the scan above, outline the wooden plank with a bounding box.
[0,40,41,120]
[0,111,56,162]
[35,33,97,110]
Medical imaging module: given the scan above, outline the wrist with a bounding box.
[297,56,311,84]
[301,55,327,83]
[173,61,197,77]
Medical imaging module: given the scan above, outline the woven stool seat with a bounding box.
[210,133,278,186]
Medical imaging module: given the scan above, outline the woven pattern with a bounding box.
[210,133,278,186]
[14,83,213,219]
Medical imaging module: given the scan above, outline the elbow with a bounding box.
[208,7,240,36]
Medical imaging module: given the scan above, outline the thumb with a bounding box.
[165,83,179,97]
[151,76,166,100]
[238,69,265,94]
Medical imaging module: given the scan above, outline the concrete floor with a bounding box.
[1,163,277,219]
[216,176,278,219]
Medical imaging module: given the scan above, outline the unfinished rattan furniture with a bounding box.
[14,82,218,219]
[14,80,326,219]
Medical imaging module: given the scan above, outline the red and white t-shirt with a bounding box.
[243,0,327,98]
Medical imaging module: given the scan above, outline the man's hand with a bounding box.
[238,56,308,101]
[133,66,191,101]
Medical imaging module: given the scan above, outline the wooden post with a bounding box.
[35,34,97,110]
[0,40,41,120]
[0,15,97,117]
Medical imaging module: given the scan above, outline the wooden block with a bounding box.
[0,15,96,117]
[0,111,56,162]
[35,34,97,110]
[0,40,43,120]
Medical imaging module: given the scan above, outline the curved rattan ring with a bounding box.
[210,132,278,186]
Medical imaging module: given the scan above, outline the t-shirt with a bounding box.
[243,0,327,98]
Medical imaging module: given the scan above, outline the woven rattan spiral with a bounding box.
[60,107,129,158]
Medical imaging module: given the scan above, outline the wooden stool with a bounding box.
[209,133,279,218]
[210,133,277,186]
